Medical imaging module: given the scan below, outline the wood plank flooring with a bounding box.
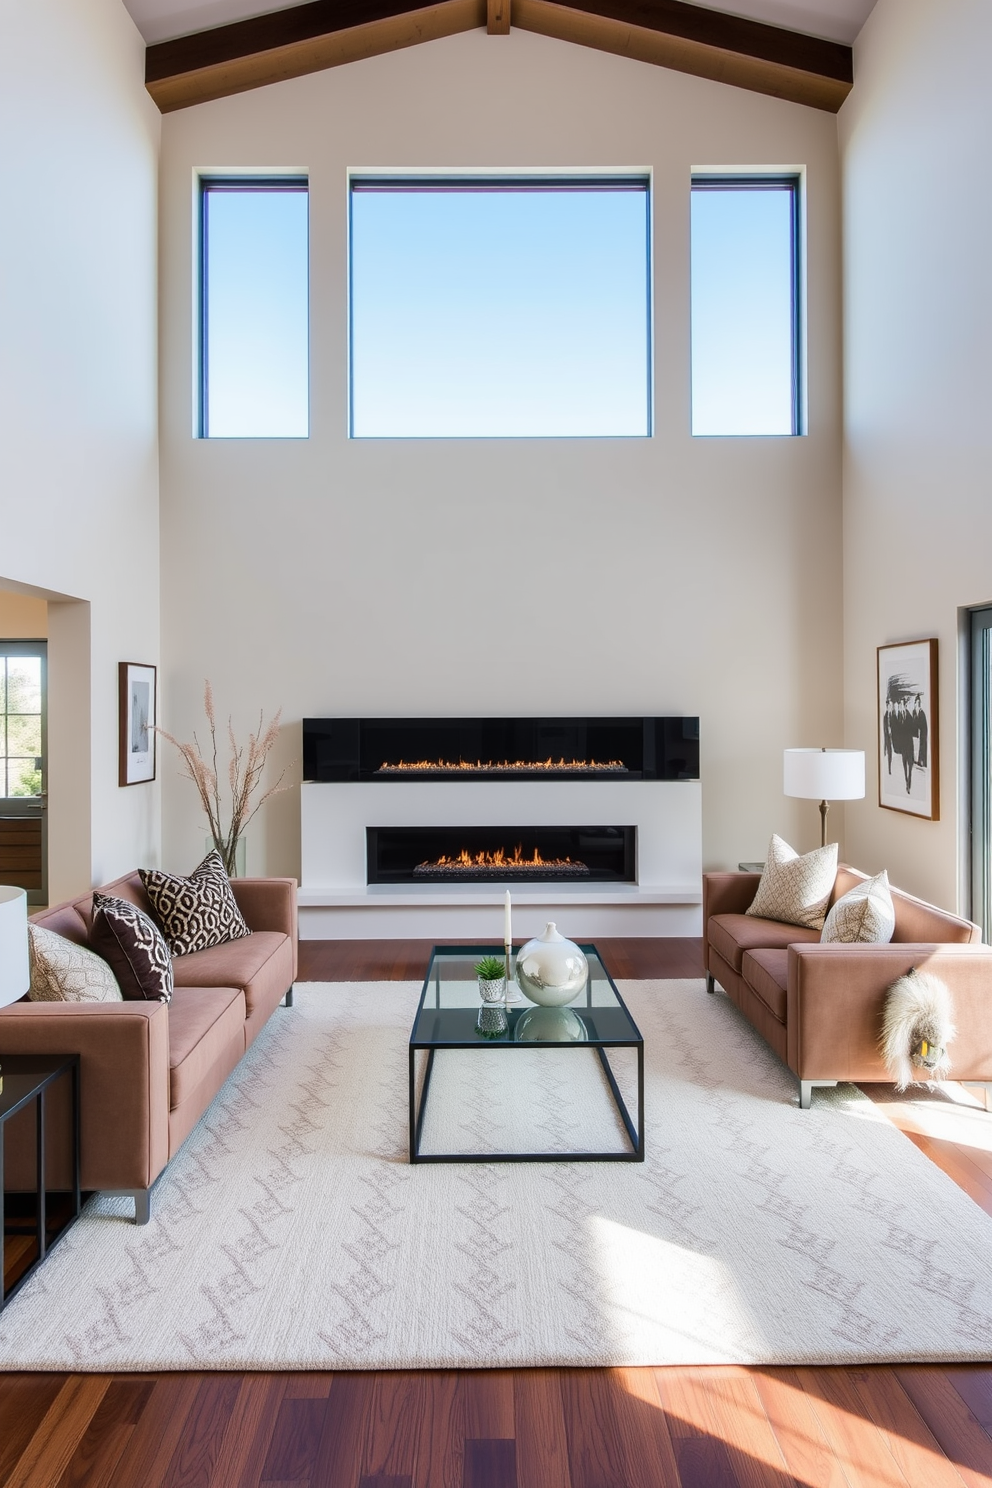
[3,937,992,1487]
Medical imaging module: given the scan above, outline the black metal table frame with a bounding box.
[1,1054,82,1312]
[409,944,644,1164]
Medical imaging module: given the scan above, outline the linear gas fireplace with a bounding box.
[367,826,635,885]
[304,716,699,783]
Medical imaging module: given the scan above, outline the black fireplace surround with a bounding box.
[303,716,699,783]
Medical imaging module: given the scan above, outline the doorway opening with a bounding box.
[0,639,47,904]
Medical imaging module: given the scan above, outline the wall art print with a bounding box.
[119,662,156,786]
[877,639,938,820]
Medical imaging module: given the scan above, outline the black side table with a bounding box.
[1,1054,81,1312]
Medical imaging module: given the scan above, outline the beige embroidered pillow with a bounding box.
[28,923,123,1003]
[821,870,896,944]
[746,834,838,930]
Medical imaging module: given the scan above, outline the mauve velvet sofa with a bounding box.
[0,872,297,1222]
[703,864,992,1108]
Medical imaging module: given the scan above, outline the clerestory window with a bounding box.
[348,175,652,439]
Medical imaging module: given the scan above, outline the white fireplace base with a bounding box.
[300,779,702,940]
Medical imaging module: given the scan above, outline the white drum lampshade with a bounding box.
[0,885,30,1009]
[784,748,866,846]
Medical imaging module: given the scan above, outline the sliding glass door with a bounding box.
[970,607,992,940]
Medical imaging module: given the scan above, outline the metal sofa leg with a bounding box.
[102,1187,152,1223]
[706,974,715,994]
[799,1080,839,1110]
[283,986,294,1007]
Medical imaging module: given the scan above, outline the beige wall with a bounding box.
[158,30,844,882]
[0,0,161,896]
[839,0,992,913]
[0,593,47,640]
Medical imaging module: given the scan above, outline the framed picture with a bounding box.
[877,639,938,820]
[119,662,156,786]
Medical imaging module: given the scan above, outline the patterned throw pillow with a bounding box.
[140,850,250,956]
[28,923,123,1002]
[745,834,838,931]
[821,870,896,944]
[90,894,173,1003]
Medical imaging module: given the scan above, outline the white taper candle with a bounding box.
[504,889,512,947]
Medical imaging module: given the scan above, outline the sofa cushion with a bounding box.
[171,930,293,1022]
[141,851,250,956]
[168,985,246,1109]
[28,923,123,1003]
[709,913,821,973]
[746,835,838,930]
[821,870,896,944]
[90,894,174,1003]
[741,949,789,1024]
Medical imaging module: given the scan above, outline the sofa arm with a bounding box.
[786,942,992,1082]
[703,873,761,924]
[231,877,298,979]
[0,1001,171,1192]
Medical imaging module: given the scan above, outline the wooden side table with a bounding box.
[0,1053,81,1312]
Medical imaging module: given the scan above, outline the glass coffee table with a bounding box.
[409,944,644,1164]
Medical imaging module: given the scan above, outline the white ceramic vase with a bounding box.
[514,922,588,1007]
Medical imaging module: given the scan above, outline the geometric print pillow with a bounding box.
[820,869,896,945]
[139,850,250,957]
[745,833,838,931]
[28,922,123,1002]
[89,893,174,1003]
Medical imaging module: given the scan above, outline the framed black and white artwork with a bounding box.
[877,639,938,820]
[119,662,156,786]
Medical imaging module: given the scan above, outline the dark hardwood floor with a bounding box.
[296,936,706,984]
[3,937,992,1488]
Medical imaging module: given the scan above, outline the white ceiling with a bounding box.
[124,0,878,46]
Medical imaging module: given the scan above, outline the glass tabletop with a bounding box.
[411,944,642,1049]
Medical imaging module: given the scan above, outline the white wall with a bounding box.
[0,0,161,898]
[158,30,844,885]
[840,0,992,912]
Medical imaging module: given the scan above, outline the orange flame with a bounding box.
[418,845,582,870]
[378,756,625,775]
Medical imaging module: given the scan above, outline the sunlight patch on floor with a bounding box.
[587,1216,766,1364]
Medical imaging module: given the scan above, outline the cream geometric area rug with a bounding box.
[3,978,992,1371]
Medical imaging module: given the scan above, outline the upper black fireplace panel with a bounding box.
[303,717,699,783]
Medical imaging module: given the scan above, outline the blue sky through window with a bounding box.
[201,183,309,439]
[349,180,651,438]
[690,181,798,437]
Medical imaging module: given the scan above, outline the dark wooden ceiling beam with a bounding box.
[146,0,486,110]
[513,0,851,109]
[487,0,512,35]
[145,0,852,113]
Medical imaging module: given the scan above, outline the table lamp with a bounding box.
[0,886,31,1094]
[784,748,865,847]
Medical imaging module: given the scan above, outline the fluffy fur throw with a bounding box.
[880,968,955,1090]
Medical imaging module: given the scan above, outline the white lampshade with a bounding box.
[784,748,866,801]
[0,885,30,1008]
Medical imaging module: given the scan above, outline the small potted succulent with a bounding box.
[474,954,507,1007]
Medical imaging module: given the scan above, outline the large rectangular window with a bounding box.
[349,176,651,439]
[199,176,309,439]
[690,176,801,437]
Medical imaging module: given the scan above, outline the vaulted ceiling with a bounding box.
[124,0,877,114]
